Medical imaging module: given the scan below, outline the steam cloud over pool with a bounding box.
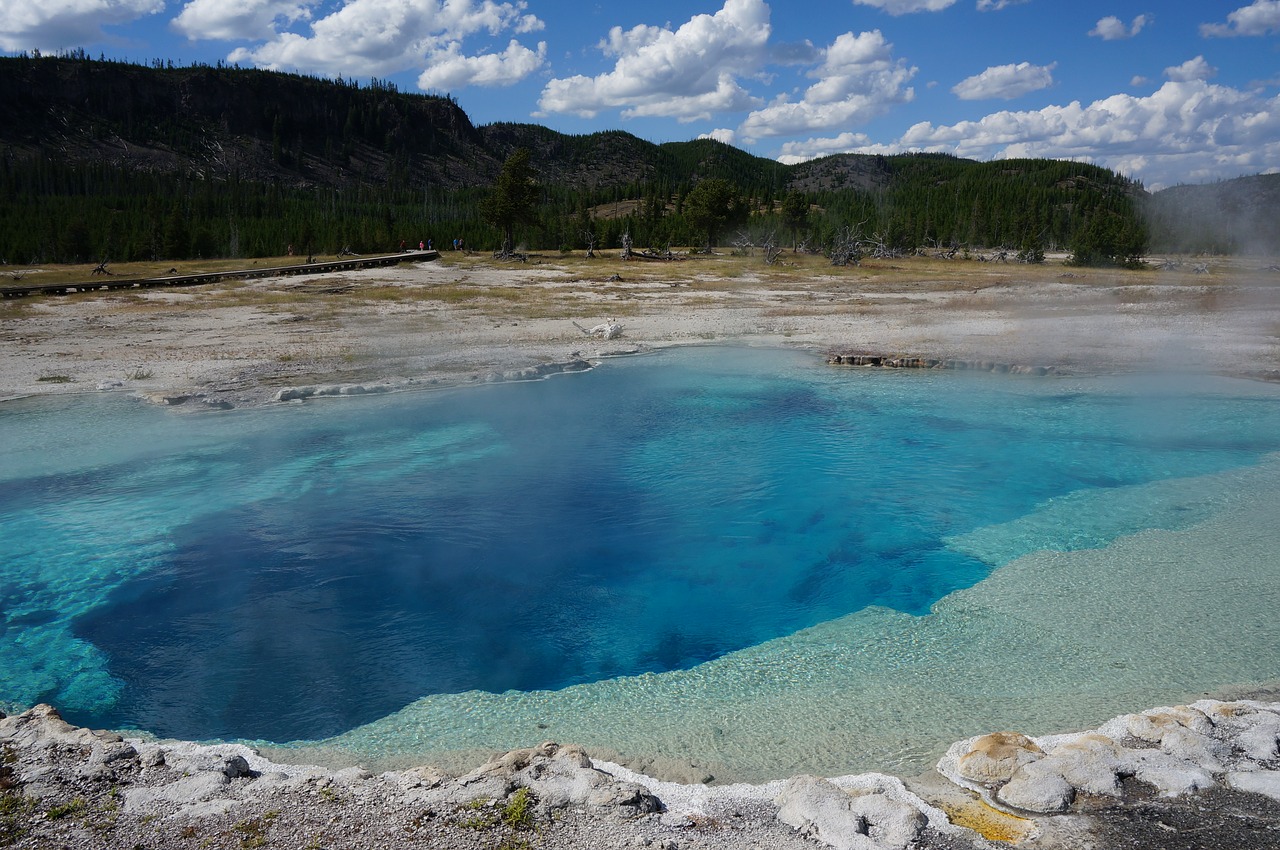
[2,346,1279,780]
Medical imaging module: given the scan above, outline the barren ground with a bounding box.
[3,251,1279,407]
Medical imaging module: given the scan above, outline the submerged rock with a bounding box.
[826,350,1055,376]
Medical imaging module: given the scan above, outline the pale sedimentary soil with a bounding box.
[2,251,1278,407]
[3,253,1280,849]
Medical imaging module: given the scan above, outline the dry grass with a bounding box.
[0,251,1190,330]
[761,305,859,317]
[1,256,306,287]
[0,295,38,317]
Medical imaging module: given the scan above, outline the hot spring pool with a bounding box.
[3,346,1279,781]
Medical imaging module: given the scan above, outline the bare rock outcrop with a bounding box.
[775,774,928,850]
[446,741,662,816]
[938,700,1280,815]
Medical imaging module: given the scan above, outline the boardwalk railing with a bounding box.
[0,251,439,299]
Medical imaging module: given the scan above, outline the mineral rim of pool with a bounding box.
[2,345,1278,781]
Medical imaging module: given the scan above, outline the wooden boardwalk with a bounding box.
[0,251,439,299]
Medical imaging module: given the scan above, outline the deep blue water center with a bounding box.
[4,346,1280,745]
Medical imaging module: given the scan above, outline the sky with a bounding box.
[2,0,1278,190]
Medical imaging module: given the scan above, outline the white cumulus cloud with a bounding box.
[209,0,545,87]
[976,0,1029,10]
[700,128,739,145]
[173,0,310,41]
[0,0,164,51]
[777,131,874,163]
[775,80,1280,189]
[1164,55,1217,82]
[1201,0,1280,36]
[1089,14,1150,40]
[852,0,957,13]
[537,0,771,121]
[418,39,545,89]
[952,61,1055,100]
[737,29,915,141]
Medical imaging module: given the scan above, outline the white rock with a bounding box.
[1225,770,1280,802]
[776,774,925,850]
[1125,748,1215,797]
[954,731,1044,786]
[180,799,241,818]
[333,766,373,783]
[123,771,230,815]
[1198,701,1280,761]
[996,760,1075,813]
[1032,733,1125,798]
[448,742,659,816]
[1100,706,1226,771]
[994,728,1214,812]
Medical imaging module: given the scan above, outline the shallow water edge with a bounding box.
[4,346,1280,785]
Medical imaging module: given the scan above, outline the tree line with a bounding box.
[0,56,1150,267]
[0,147,1153,268]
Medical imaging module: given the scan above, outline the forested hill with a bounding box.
[2,55,1155,263]
[1144,174,1280,255]
[0,55,764,192]
[0,54,491,190]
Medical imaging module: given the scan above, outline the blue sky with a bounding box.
[2,0,1278,189]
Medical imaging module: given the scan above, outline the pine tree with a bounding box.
[781,191,809,250]
[683,178,747,249]
[482,148,539,254]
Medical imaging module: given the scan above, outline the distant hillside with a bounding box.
[1,55,1155,263]
[0,54,491,189]
[1147,174,1280,255]
[0,56,789,194]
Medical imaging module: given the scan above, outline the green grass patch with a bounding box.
[0,793,33,847]
[231,812,277,849]
[456,795,512,831]
[501,787,535,831]
[46,798,88,820]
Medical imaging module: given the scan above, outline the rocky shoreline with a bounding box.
[3,699,1279,849]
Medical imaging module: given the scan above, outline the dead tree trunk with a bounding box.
[760,230,783,265]
[829,225,866,267]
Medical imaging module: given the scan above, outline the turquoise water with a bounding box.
[3,346,1280,779]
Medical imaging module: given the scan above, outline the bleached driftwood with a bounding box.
[573,319,623,340]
